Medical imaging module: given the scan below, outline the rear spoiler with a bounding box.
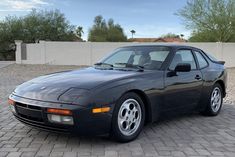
[216,61,225,65]
[203,52,225,65]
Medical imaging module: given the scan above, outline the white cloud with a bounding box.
[0,0,50,11]
[124,24,191,39]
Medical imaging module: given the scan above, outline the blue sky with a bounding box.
[0,0,190,40]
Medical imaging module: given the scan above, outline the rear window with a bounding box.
[206,53,218,62]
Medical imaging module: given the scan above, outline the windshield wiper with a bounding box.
[94,62,113,67]
[114,63,144,71]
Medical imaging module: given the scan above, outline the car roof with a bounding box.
[120,44,201,50]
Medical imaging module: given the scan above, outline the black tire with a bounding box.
[201,83,223,116]
[111,92,145,142]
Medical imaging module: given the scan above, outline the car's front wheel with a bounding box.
[111,92,145,142]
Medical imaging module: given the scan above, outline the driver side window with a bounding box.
[169,50,196,70]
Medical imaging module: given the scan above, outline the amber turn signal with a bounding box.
[92,107,110,113]
[47,108,72,115]
[8,98,15,105]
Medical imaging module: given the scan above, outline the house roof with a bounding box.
[128,37,186,42]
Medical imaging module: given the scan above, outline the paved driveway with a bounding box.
[0,64,235,157]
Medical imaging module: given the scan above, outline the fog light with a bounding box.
[8,98,16,113]
[9,104,16,113]
[47,114,74,125]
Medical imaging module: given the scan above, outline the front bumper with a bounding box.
[9,94,113,136]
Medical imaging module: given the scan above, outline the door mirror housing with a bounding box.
[174,63,191,72]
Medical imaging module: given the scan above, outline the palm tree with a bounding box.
[130,30,136,39]
[76,26,84,39]
[180,34,184,39]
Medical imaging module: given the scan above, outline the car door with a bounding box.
[163,49,203,111]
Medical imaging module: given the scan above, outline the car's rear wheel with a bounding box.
[111,92,145,142]
[202,83,223,116]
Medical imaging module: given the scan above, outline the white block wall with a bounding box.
[15,41,235,67]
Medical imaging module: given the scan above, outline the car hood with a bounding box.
[13,67,141,101]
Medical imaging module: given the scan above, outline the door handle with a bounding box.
[195,75,201,80]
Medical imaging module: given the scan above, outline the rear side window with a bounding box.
[194,51,208,69]
[169,50,197,70]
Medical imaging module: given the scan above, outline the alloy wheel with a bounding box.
[211,87,222,113]
[117,99,142,136]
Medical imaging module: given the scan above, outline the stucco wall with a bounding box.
[15,41,235,67]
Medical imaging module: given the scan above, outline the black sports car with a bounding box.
[9,45,227,142]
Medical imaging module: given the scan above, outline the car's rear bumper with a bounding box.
[9,94,113,136]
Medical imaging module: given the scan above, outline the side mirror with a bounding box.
[174,63,191,72]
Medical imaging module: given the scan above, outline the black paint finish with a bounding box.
[9,45,227,135]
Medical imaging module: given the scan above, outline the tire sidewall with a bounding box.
[208,84,223,116]
[111,92,145,142]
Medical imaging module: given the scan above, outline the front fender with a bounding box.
[92,78,140,109]
[88,72,164,123]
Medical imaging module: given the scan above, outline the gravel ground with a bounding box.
[0,64,235,157]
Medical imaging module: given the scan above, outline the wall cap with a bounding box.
[14,40,23,44]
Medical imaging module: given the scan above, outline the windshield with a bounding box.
[98,46,171,70]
